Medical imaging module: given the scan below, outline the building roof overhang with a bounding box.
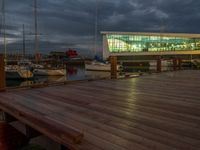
[101,31,200,38]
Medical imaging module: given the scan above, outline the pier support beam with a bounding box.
[178,58,182,70]
[0,54,6,92]
[60,145,70,150]
[173,58,177,71]
[157,58,162,73]
[110,56,117,79]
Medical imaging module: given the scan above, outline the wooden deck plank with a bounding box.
[62,81,200,104]
[25,89,200,124]
[10,93,189,149]
[8,91,200,148]
[0,70,200,149]
[62,82,200,116]
[17,88,200,135]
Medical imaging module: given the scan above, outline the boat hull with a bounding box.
[33,69,65,76]
[85,64,121,72]
[6,70,33,80]
[6,71,22,79]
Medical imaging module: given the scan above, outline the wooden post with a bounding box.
[110,56,117,79]
[173,58,177,71]
[0,54,6,92]
[178,58,182,70]
[3,112,17,123]
[157,58,162,73]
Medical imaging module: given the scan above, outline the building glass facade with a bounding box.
[107,34,200,53]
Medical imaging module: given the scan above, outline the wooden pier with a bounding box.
[0,70,200,149]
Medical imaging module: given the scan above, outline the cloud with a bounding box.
[0,0,199,56]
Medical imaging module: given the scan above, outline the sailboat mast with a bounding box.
[34,0,39,63]
[2,0,7,64]
[22,24,25,57]
[94,0,98,57]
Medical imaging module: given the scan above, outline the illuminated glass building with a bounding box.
[102,32,200,59]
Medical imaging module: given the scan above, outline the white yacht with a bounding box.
[33,68,65,76]
[85,61,121,72]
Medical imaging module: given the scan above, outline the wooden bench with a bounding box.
[0,103,84,150]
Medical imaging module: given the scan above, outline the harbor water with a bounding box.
[6,65,110,88]
[6,61,194,88]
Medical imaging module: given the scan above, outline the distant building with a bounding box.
[49,49,78,59]
[50,51,66,59]
[102,31,200,60]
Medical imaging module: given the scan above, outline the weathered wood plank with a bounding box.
[0,99,83,150]
[0,70,200,150]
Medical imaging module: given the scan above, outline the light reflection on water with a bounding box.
[6,65,110,88]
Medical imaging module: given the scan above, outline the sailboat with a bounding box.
[85,0,120,72]
[1,1,33,79]
[33,68,65,76]
[32,0,65,76]
[85,61,121,72]
[5,65,33,79]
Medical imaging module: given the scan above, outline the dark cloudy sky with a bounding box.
[0,0,200,57]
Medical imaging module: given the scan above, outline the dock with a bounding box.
[0,70,200,149]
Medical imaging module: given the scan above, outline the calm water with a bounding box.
[6,63,186,88]
[6,65,110,88]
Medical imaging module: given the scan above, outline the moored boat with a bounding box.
[85,61,121,72]
[5,65,34,80]
[33,68,65,76]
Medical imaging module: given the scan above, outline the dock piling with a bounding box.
[178,58,182,70]
[157,58,162,73]
[110,56,117,79]
[0,54,6,92]
[173,58,177,71]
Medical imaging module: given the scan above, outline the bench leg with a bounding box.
[2,112,18,123]
[25,125,42,140]
[0,111,6,121]
[61,145,70,150]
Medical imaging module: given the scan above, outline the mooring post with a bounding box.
[178,58,182,70]
[157,58,162,73]
[0,54,6,92]
[110,56,117,79]
[173,58,177,71]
